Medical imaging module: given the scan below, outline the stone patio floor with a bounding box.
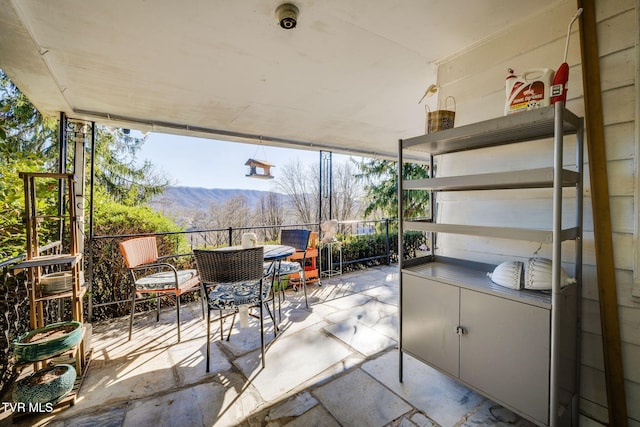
[3,265,537,427]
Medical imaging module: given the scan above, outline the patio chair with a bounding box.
[274,229,312,308]
[288,231,320,289]
[194,247,275,372]
[119,236,203,343]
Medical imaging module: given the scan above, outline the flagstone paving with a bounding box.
[3,265,538,427]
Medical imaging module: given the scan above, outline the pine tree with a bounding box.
[355,158,430,219]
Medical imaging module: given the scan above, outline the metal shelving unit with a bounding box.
[398,104,583,427]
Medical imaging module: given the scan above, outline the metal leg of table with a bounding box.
[268,259,283,331]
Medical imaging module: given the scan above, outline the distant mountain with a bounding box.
[148,186,287,226]
[150,186,280,211]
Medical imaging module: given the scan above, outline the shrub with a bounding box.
[336,230,428,271]
[87,196,192,321]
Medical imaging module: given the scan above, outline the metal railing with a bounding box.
[1,219,428,393]
[86,219,414,321]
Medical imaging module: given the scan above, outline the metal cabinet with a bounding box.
[402,267,551,424]
[398,105,584,427]
[402,273,459,377]
[460,287,550,423]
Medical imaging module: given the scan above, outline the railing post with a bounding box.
[384,218,390,265]
[228,227,233,247]
[87,238,93,322]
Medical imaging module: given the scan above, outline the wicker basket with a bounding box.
[425,96,456,133]
[13,321,83,363]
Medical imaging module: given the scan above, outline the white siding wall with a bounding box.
[432,0,639,424]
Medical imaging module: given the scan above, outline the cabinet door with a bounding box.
[402,273,459,377]
[460,289,550,425]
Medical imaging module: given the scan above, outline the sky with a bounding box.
[136,132,356,192]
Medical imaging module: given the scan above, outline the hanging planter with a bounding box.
[12,364,77,406]
[13,321,83,363]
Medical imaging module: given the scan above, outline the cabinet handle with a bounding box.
[455,326,466,335]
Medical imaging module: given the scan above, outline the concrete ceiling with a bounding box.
[0,0,556,159]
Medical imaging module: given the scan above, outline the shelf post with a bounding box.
[549,101,565,427]
[574,116,585,426]
[398,139,404,382]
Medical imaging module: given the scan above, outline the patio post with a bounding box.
[57,112,68,244]
[384,218,390,265]
[318,150,333,224]
[397,139,404,382]
[87,122,96,322]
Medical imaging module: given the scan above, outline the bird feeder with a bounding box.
[245,158,275,179]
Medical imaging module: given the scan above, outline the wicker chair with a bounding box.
[194,247,275,372]
[118,236,203,343]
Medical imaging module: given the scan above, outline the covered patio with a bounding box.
[2,1,638,426]
[6,266,534,427]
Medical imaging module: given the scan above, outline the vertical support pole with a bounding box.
[550,102,565,427]
[328,153,332,222]
[88,122,96,322]
[397,139,404,382]
[73,123,88,255]
[58,112,68,244]
[319,150,333,274]
[21,173,37,330]
[575,118,584,308]
[574,117,585,427]
[72,122,88,325]
[384,218,390,265]
[67,177,81,323]
[634,0,640,299]
[319,150,333,224]
[318,151,322,226]
[577,1,628,424]
[429,154,435,258]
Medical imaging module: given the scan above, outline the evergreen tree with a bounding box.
[355,158,430,219]
[92,127,169,205]
[0,71,58,257]
[0,71,58,160]
[0,69,170,257]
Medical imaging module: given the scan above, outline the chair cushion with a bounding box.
[206,281,269,310]
[263,261,302,276]
[135,269,197,291]
[274,261,302,275]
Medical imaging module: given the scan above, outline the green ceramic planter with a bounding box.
[13,321,82,363]
[12,364,77,405]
